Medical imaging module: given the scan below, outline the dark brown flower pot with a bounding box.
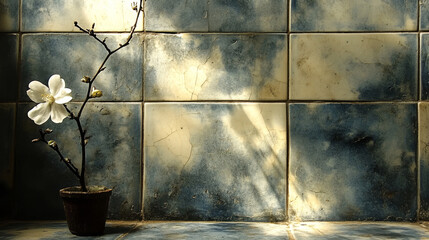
[59,186,112,236]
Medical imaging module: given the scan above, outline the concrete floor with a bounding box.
[1,221,429,239]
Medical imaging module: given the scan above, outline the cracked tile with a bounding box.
[144,103,287,221]
[14,103,142,220]
[144,0,287,32]
[290,34,417,101]
[289,103,417,221]
[21,34,143,102]
[22,0,143,32]
[291,0,417,32]
[144,34,287,101]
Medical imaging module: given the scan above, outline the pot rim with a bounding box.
[60,186,112,195]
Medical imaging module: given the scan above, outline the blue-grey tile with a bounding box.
[144,0,209,32]
[0,34,18,101]
[419,34,429,100]
[22,0,143,32]
[21,34,143,102]
[291,222,429,239]
[144,0,287,32]
[289,103,417,221]
[419,103,429,220]
[421,0,429,30]
[290,34,417,101]
[14,103,141,220]
[0,0,19,32]
[144,103,287,221]
[124,222,288,239]
[207,0,287,32]
[291,0,418,32]
[0,221,137,239]
[145,34,287,101]
[0,103,15,219]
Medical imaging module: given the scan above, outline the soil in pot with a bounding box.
[59,186,112,236]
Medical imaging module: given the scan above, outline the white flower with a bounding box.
[27,74,72,125]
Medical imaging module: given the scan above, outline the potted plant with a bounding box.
[26,1,143,236]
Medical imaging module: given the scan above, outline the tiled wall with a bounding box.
[1,0,429,222]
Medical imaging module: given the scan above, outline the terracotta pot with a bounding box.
[59,186,112,236]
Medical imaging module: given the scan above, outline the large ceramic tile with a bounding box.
[421,0,429,30]
[22,0,143,32]
[144,0,209,32]
[0,0,19,32]
[290,34,417,101]
[144,103,287,221]
[290,0,418,32]
[145,0,287,32]
[207,0,287,32]
[0,104,15,219]
[420,103,429,220]
[14,103,141,220]
[145,34,287,101]
[419,34,429,100]
[0,34,18,101]
[21,34,143,102]
[124,222,288,239]
[289,103,417,221]
[290,222,429,239]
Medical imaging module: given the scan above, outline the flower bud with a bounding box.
[90,87,103,98]
[48,140,57,148]
[81,76,91,83]
[44,128,53,134]
[131,2,138,11]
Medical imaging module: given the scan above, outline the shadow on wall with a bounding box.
[288,103,417,221]
[144,103,287,221]
[145,0,287,32]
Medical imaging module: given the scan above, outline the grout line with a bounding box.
[286,0,291,221]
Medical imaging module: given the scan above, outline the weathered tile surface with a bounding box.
[0,34,18,101]
[14,103,141,220]
[291,0,418,32]
[22,0,143,32]
[0,104,15,219]
[289,103,417,221]
[419,34,429,100]
[145,34,287,101]
[144,103,287,221]
[21,34,143,102]
[207,0,287,32]
[421,0,429,30]
[290,34,417,101]
[420,103,429,220]
[145,0,287,32]
[290,222,429,239]
[124,222,289,239]
[0,0,19,32]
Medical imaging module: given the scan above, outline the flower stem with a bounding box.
[71,0,143,192]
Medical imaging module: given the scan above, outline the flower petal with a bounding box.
[27,89,45,103]
[48,74,65,97]
[54,88,72,104]
[50,103,69,123]
[28,102,51,125]
[29,81,49,94]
